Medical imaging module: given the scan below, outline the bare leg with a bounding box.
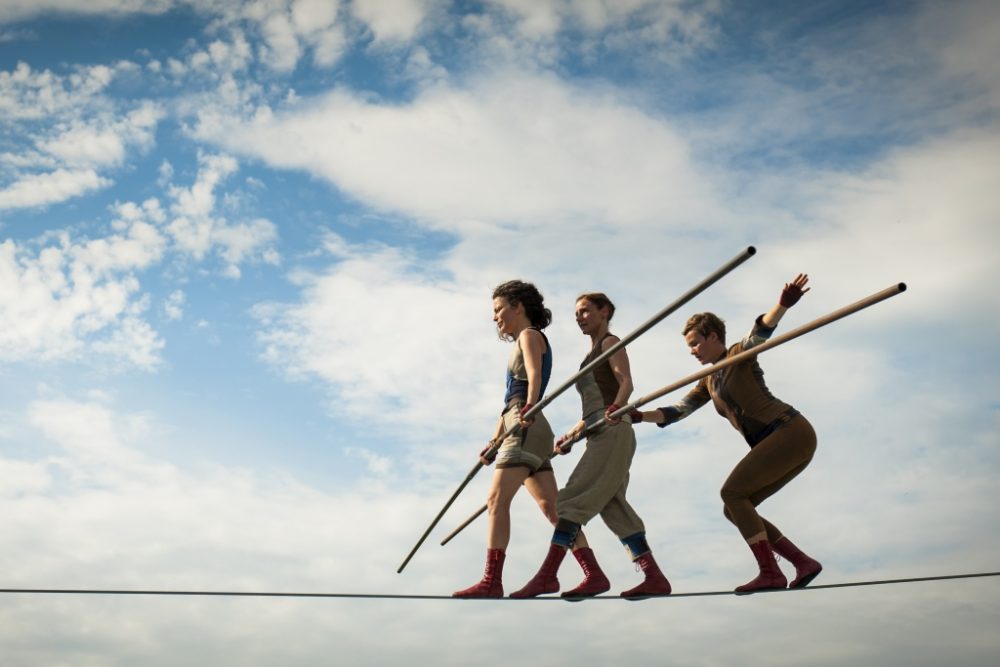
[486,466,531,550]
[524,470,589,548]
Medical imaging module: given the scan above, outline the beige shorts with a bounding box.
[495,402,554,474]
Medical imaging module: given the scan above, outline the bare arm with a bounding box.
[603,335,633,423]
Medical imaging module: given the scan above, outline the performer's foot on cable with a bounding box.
[452,548,505,599]
[561,547,610,600]
[620,552,672,600]
[773,536,822,588]
[509,543,564,598]
[735,540,787,594]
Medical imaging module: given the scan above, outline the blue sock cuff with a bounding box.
[621,531,651,560]
[552,519,581,548]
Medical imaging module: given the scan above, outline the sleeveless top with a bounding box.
[574,333,620,418]
[503,328,553,406]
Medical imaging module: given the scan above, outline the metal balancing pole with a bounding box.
[397,246,757,573]
[439,281,907,546]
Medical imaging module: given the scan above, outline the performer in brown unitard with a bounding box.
[631,274,823,593]
[511,292,671,600]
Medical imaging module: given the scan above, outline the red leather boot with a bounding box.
[452,548,505,598]
[509,543,565,598]
[620,552,672,600]
[773,536,822,588]
[561,547,610,599]
[735,540,787,594]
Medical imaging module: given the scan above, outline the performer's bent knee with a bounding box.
[722,506,736,525]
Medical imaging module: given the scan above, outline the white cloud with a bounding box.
[0,61,118,121]
[0,213,167,368]
[351,0,437,43]
[193,70,721,231]
[164,152,280,274]
[748,128,1000,331]
[0,0,178,24]
[483,0,720,48]
[0,168,110,210]
[0,60,162,210]
[253,232,498,438]
[163,289,185,321]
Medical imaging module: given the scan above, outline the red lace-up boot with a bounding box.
[735,540,787,594]
[452,548,505,598]
[561,547,610,599]
[509,543,565,598]
[773,536,822,588]
[620,552,672,600]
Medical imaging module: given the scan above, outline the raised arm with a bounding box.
[761,273,810,329]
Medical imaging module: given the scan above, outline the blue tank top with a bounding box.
[503,328,552,405]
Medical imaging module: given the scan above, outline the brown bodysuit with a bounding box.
[656,316,817,541]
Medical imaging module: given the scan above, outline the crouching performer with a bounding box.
[511,292,671,600]
[632,274,823,593]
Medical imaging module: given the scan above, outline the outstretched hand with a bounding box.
[780,273,810,308]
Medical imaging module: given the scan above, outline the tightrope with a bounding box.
[2,571,996,600]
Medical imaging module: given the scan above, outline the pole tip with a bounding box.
[898,282,907,292]
[747,245,757,255]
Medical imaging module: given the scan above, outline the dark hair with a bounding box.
[576,292,616,321]
[492,280,552,335]
[683,312,726,344]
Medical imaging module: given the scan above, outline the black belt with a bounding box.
[746,409,800,448]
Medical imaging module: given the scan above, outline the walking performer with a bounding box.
[511,292,672,600]
[631,273,823,593]
[453,280,563,598]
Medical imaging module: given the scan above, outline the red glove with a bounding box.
[519,402,535,424]
[780,283,806,307]
[629,409,643,424]
[554,435,573,455]
[480,441,498,465]
[605,403,622,424]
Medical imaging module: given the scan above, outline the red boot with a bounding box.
[562,547,610,599]
[452,548,505,598]
[773,536,822,588]
[620,552,672,600]
[509,543,565,598]
[735,540,787,594]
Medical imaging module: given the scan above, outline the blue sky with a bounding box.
[1,1,998,664]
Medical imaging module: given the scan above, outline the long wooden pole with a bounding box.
[397,246,757,573]
[440,281,907,546]
[567,281,909,451]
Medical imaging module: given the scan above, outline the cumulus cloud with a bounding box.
[0,61,162,210]
[253,232,498,437]
[0,61,118,120]
[193,70,722,231]
[0,168,111,210]
[163,289,185,321]
[351,0,437,43]
[165,152,280,276]
[0,213,167,368]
